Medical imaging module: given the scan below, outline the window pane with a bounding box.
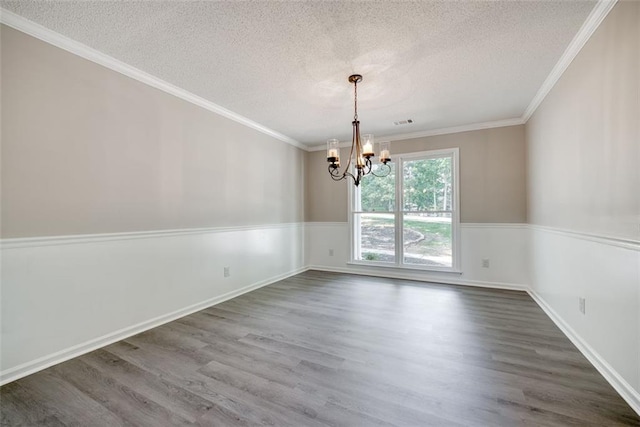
[403,212,452,267]
[358,162,395,212]
[403,157,452,211]
[354,213,395,263]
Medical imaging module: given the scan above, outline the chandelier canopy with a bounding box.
[327,74,391,186]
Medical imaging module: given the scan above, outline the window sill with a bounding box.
[346,261,463,275]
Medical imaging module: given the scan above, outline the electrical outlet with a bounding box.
[482,258,490,268]
[579,297,586,315]
[329,249,334,256]
[224,267,230,278]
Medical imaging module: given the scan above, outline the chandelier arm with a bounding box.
[371,162,392,178]
[343,119,356,175]
[353,118,365,186]
[328,164,342,179]
[364,157,373,174]
[343,154,353,176]
[353,170,361,187]
[328,164,361,184]
[339,170,358,183]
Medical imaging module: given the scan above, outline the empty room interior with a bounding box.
[1,0,639,425]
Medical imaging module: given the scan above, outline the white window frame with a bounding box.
[348,147,461,273]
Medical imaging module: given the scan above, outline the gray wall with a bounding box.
[526,1,639,241]
[1,25,305,238]
[526,0,640,394]
[306,125,527,223]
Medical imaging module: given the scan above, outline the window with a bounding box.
[350,148,460,271]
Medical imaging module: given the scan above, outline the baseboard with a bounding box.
[0,266,308,386]
[528,289,640,415]
[307,265,528,291]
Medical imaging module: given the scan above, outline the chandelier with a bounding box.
[327,74,391,186]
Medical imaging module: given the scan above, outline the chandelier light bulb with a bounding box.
[380,141,391,163]
[362,134,374,157]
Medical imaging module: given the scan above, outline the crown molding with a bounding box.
[307,118,525,151]
[385,118,526,143]
[2,0,617,151]
[0,8,306,150]
[521,0,618,122]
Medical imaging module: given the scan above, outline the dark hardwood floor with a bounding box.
[2,270,639,426]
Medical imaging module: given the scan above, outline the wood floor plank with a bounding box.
[196,359,327,425]
[50,359,193,426]
[0,382,67,427]
[104,340,324,427]
[10,371,125,427]
[1,270,639,426]
[80,349,220,423]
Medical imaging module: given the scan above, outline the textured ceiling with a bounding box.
[2,1,597,146]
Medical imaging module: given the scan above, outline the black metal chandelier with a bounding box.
[327,74,391,186]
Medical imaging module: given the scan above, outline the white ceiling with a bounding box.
[2,1,597,147]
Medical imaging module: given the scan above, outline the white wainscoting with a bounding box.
[528,225,640,414]
[0,223,305,385]
[306,222,530,290]
[3,221,640,415]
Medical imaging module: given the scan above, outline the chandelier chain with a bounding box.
[353,80,358,121]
